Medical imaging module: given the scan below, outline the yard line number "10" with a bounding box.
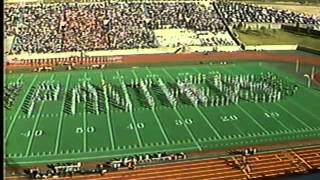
[21,130,43,137]
[127,123,145,130]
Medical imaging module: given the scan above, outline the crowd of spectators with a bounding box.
[4,1,320,54]
[104,3,158,50]
[144,3,225,32]
[200,37,236,46]
[5,2,225,54]
[4,4,20,37]
[215,1,320,26]
[9,4,64,54]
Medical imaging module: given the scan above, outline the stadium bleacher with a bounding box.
[4,1,320,55]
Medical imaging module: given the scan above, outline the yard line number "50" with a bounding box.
[76,127,95,133]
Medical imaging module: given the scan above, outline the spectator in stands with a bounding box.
[215,1,320,26]
[4,1,320,55]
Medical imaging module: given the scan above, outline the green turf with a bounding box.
[5,62,320,166]
[237,29,320,50]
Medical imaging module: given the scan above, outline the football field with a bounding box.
[5,61,320,166]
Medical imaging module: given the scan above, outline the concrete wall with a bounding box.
[6,44,244,61]
[242,23,282,30]
[7,51,80,60]
[187,46,214,52]
[85,47,177,56]
[6,47,179,61]
[297,46,320,56]
[245,45,298,51]
[216,46,242,52]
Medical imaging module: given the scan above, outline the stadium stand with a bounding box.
[4,1,320,55]
[215,1,320,26]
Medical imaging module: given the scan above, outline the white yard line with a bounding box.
[173,108,202,151]
[194,107,222,139]
[5,73,25,126]
[83,73,88,153]
[54,74,71,154]
[289,99,320,123]
[25,74,55,156]
[191,67,245,136]
[151,110,170,144]
[234,66,292,132]
[235,103,269,133]
[133,69,170,144]
[262,62,320,99]
[25,102,45,156]
[276,103,312,129]
[15,73,24,81]
[162,68,202,151]
[5,75,38,142]
[100,72,115,150]
[116,71,143,147]
[256,64,315,129]
[257,105,290,131]
[83,103,87,152]
[214,66,269,134]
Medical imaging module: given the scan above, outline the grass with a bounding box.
[237,29,320,50]
[5,62,320,166]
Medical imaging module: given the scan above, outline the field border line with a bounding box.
[100,72,115,150]
[7,146,198,165]
[5,75,38,142]
[54,74,70,154]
